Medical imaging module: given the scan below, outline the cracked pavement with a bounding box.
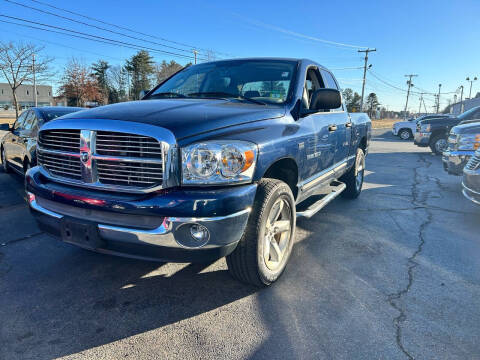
[1,129,480,359]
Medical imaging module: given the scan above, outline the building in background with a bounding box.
[0,83,53,110]
[451,96,480,115]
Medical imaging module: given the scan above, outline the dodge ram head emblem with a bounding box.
[80,151,90,163]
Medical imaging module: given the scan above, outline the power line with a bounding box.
[0,14,209,61]
[28,0,233,57]
[3,0,213,57]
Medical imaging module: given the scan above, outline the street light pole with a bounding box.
[466,76,477,99]
[459,85,464,113]
[358,48,376,112]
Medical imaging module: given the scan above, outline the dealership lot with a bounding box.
[1,129,479,360]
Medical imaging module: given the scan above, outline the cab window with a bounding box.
[13,111,28,130]
[23,111,36,131]
[302,67,323,110]
[320,70,343,112]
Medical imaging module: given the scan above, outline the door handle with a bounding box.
[345,122,353,128]
[328,124,337,132]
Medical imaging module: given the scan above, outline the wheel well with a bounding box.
[263,158,298,199]
[359,137,367,152]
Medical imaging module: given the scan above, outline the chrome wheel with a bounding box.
[263,197,293,271]
[399,130,410,140]
[355,151,365,191]
[435,138,447,153]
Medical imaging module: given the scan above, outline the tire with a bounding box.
[429,135,447,155]
[340,147,365,199]
[1,147,10,173]
[226,178,296,287]
[398,129,411,140]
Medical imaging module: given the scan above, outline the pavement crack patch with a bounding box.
[0,231,44,247]
[386,153,433,360]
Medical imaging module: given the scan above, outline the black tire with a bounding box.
[226,178,296,287]
[340,147,365,199]
[429,135,447,155]
[398,129,412,140]
[1,147,10,173]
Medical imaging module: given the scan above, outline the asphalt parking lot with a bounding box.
[1,129,479,360]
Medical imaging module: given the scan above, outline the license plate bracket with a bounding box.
[60,217,105,250]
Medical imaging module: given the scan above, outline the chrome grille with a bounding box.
[466,150,480,171]
[38,130,80,153]
[37,129,164,192]
[96,159,163,187]
[96,131,162,159]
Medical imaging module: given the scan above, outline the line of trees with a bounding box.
[342,88,380,118]
[59,50,188,107]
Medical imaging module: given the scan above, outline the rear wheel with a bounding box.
[430,135,447,155]
[341,147,365,199]
[1,147,10,173]
[399,129,411,140]
[226,178,296,287]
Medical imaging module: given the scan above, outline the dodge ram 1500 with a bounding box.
[26,58,371,286]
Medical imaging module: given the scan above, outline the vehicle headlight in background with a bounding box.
[458,134,480,150]
[182,141,257,185]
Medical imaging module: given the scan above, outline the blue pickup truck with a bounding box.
[26,58,371,286]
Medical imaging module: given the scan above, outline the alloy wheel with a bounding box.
[355,151,365,191]
[435,138,447,153]
[263,197,293,271]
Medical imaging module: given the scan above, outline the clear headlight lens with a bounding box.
[182,141,257,185]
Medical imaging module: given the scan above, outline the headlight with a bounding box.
[458,134,480,150]
[420,124,431,132]
[182,141,257,185]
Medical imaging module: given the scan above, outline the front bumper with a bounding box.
[392,128,398,136]
[462,167,480,205]
[442,150,475,175]
[414,132,431,146]
[26,166,256,262]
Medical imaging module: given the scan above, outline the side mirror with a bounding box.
[139,89,150,99]
[0,123,11,131]
[309,89,342,111]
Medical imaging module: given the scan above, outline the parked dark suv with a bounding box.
[1,106,84,175]
[414,106,480,154]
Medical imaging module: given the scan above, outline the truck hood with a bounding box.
[451,122,480,134]
[56,99,286,140]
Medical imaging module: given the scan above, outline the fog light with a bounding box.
[190,224,209,242]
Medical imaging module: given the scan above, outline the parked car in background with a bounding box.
[392,114,449,140]
[462,149,480,205]
[26,58,371,286]
[414,106,480,154]
[442,121,480,175]
[0,106,84,176]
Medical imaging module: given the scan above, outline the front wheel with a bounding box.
[399,129,411,140]
[226,178,296,287]
[340,147,365,199]
[430,135,447,155]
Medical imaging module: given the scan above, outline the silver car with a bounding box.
[462,149,480,205]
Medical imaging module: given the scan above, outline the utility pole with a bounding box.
[403,74,417,118]
[418,92,424,114]
[32,53,37,107]
[358,48,376,112]
[459,85,464,113]
[466,76,477,99]
[193,50,198,64]
[436,83,442,113]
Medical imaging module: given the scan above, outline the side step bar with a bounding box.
[296,181,346,219]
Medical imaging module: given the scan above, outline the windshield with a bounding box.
[40,109,82,121]
[147,59,297,105]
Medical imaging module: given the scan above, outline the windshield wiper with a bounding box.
[147,92,187,99]
[187,92,266,105]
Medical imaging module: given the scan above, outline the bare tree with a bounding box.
[59,58,101,107]
[0,41,52,119]
[108,65,128,102]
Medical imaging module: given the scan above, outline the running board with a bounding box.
[296,181,346,219]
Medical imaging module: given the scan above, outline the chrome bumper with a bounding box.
[442,150,474,175]
[462,183,480,205]
[29,197,250,250]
